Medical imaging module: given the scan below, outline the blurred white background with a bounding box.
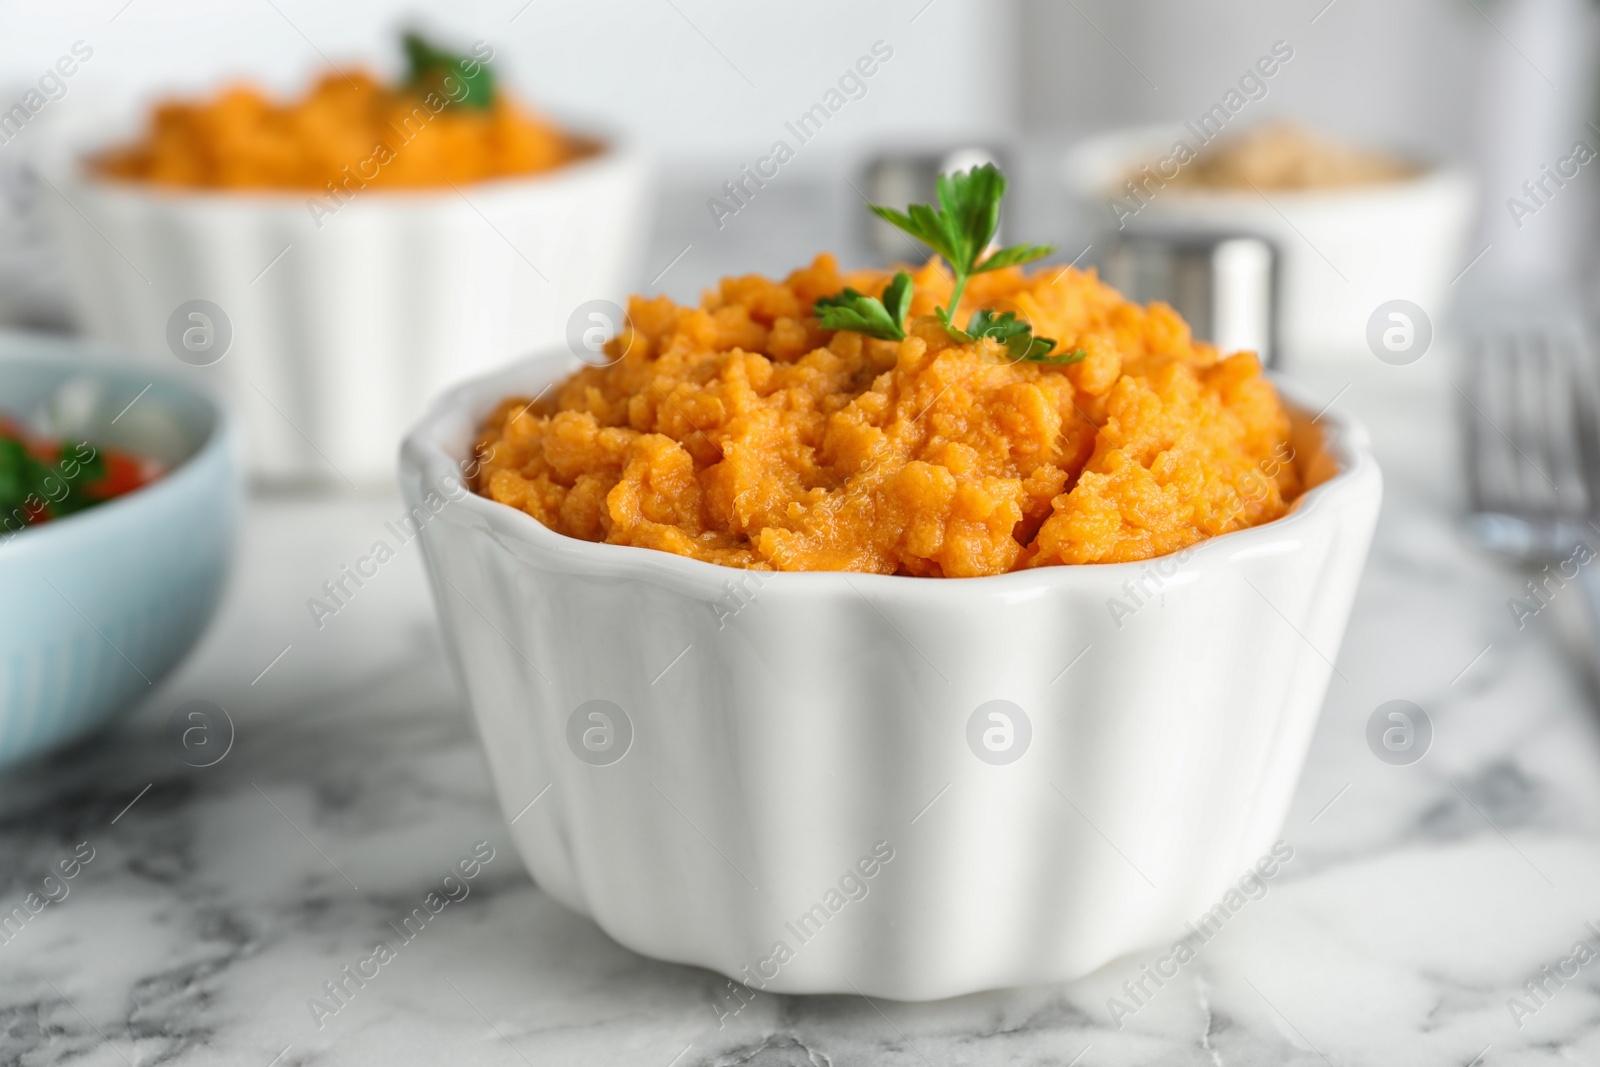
[0,0,1011,167]
[2,0,1599,289]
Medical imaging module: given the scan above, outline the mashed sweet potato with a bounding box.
[93,71,583,190]
[474,256,1309,575]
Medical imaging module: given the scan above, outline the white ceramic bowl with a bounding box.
[38,125,651,485]
[400,351,1382,1000]
[1063,124,1476,369]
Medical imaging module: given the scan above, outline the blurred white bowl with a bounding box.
[38,125,651,485]
[1063,124,1476,369]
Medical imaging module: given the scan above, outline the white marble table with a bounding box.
[5,182,1600,1066]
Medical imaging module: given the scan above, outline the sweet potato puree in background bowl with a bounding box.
[471,255,1332,575]
[37,32,650,485]
[89,69,590,191]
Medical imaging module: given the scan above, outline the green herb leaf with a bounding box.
[960,307,1028,342]
[869,204,957,267]
[1025,346,1088,366]
[872,164,1008,279]
[880,271,913,332]
[974,242,1054,274]
[954,308,1083,365]
[403,31,495,109]
[934,164,1004,274]
[814,271,913,341]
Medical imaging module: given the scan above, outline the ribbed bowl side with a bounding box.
[0,576,224,766]
[44,153,651,485]
[408,468,1378,999]
[0,387,237,770]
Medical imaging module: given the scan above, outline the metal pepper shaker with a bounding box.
[1099,231,1281,367]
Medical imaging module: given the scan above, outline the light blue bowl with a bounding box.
[0,334,239,769]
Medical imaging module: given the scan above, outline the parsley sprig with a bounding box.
[814,163,1086,366]
[814,271,913,341]
[403,32,495,109]
[948,308,1075,363]
[870,165,1053,332]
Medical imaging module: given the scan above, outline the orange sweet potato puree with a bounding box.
[474,256,1313,575]
[93,71,584,190]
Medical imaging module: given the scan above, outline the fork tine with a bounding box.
[1569,329,1600,525]
[1510,332,1558,517]
[1534,332,1582,517]
[1463,318,1600,561]
[1463,332,1504,514]
[1490,334,1526,514]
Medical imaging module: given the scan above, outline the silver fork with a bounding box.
[1459,321,1600,636]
